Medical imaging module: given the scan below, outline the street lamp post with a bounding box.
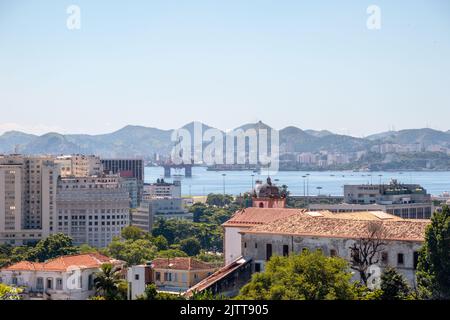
[222,173,227,195]
[317,186,322,196]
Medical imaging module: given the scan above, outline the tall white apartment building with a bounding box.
[0,155,59,245]
[56,175,130,248]
[55,155,103,178]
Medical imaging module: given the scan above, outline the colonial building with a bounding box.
[0,253,123,300]
[239,209,429,287]
[127,258,216,299]
[223,177,292,264]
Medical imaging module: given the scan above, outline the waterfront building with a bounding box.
[310,180,434,219]
[55,175,130,247]
[144,178,182,198]
[0,253,123,300]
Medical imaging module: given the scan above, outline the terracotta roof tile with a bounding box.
[151,258,216,271]
[243,210,430,242]
[222,207,306,227]
[2,253,122,272]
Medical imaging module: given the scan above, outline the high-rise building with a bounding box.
[0,155,59,245]
[56,175,130,247]
[55,155,103,177]
[101,159,144,204]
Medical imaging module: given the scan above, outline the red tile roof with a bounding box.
[151,258,216,271]
[1,253,122,272]
[222,207,306,228]
[184,257,250,297]
[243,210,430,242]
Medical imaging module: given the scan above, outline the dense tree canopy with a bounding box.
[380,267,411,300]
[238,250,359,300]
[417,205,450,299]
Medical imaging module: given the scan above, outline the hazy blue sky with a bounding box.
[0,0,449,137]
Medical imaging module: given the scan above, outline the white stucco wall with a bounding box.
[224,227,246,265]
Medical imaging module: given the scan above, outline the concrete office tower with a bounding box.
[0,155,59,245]
[101,159,144,204]
[56,175,130,248]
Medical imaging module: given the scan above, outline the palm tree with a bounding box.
[94,263,124,300]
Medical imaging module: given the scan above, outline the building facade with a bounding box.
[0,253,123,300]
[0,155,59,245]
[239,209,429,288]
[310,180,433,219]
[144,179,182,198]
[101,159,144,204]
[127,258,216,298]
[56,175,130,247]
[130,201,154,233]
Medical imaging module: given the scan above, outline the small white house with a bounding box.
[0,253,123,300]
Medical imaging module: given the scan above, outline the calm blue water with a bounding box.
[145,167,450,197]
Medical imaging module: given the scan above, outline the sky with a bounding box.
[0,0,449,137]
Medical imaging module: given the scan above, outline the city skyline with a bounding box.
[1,1,450,137]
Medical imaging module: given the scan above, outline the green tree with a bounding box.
[152,235,169,251]
[28,234,78,262]
[238,250,358,300]
[157,249,188,259]
[0,284,23,300]
[121,226,145,241]
[107,238,157,266]
[380,267,411,300]
[94,263,125,300]
[137,284,159,300]
[180,237,202,256]
[206,194,233,207]
[417,205,450,299]
[190,290,225,300]
[190,203,208,222]
[79,244,98,254]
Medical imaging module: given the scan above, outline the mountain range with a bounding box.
[1,122,450,158]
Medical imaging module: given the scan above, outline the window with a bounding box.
[381,252,389,264]
[413,252,419,270]
[36,277,44,291]
[56,278,63,290]
[266,244,272,261]
[397,253,404,265]
[47,278,53,290]
[254,263,261,273]
[283,245,289,257]
[135,274,140,281]
[330,249,337,257]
